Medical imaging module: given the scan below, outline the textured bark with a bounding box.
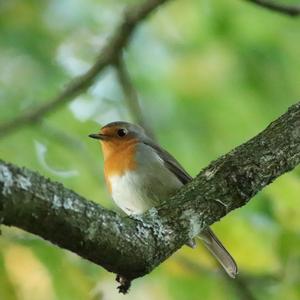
[0,102,300,281]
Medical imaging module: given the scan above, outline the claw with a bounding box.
[116,274,131,294]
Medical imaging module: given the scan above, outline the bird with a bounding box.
[89,121,238,278]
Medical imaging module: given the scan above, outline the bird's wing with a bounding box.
[143,141,238,278]
[143,140,192,184]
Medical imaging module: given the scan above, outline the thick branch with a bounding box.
[246,0,300,16]
[0,102,300,281]
[0,0,168,139]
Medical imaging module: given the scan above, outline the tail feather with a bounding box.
[199,227,238,278]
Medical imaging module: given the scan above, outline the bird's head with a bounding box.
[89,121,146,159]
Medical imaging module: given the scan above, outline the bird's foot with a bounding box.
[116,274,131,294]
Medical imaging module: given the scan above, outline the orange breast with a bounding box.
[101,139,138,193]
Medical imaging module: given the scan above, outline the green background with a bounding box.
[0,0,300,299]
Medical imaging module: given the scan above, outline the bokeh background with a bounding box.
[1,0,300,299]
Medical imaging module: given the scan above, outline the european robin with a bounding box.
[89,121,237,278]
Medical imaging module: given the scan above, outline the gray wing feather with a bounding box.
[143,140,192,184]
[143,139,238,278]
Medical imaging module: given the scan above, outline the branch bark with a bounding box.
[1,102,299,285]
[0,0,168,139]
[245,0,300,16]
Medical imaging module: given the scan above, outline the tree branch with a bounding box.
[1,0,299,140]
[115,56,156,139]
[245,0,300,17]
[1,101,299,288]
[0,0,168,139]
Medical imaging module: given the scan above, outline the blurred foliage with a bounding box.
[0,0,300,299]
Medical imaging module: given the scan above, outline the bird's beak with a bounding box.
[88,133,108,140]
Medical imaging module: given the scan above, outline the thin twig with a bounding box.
[0,0,168,139]
[114,56,156,139]
[246,0,300,16]
[1,0,299,139]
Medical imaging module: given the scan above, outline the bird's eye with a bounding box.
[117,128,127,137]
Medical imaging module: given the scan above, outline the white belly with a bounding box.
[109,144,183,215]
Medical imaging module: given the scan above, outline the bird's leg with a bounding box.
[116,274,131,294]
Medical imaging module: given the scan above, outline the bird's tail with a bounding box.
[199,227,238,278]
